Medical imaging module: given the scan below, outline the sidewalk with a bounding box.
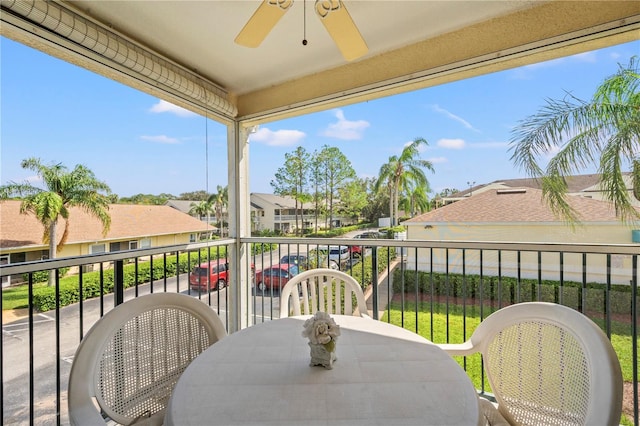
[364,258,400,318]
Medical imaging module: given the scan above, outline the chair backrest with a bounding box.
[468,302,622,426]
[68,293,226,425]
[279,268,370,318]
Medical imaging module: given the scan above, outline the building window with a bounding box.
[90,244,106,254]
[129,241,138,250]
[190,234,197,243]
[140,238,151,249]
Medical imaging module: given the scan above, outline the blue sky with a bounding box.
[1,37,638,198]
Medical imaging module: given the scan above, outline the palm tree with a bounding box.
[189,199,213,220]
[375,138,434,226]
[399,182,431,217]
[212,185,228,237]
[510,56,640,224]
[0,158,111,285]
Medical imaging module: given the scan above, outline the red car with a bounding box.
[189,260,230,291]
[348,245,362,257]
[255,263,300,293]
[189,259,255,292]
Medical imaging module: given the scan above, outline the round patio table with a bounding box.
[165,315,481,425]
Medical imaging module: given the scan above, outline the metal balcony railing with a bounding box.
[1,237,638,425]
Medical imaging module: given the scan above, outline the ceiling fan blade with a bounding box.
[315,0,368,61]
[235,0,294,48]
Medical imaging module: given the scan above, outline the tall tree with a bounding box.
[510,57,640,224]
[213,185,228,237]
[337,178,368,221]
[179,190,210,201]
[399,181,431,217]
[361,177,389,223]
[317,145,356,230]
[375,137,434,226]
[271,146,311,236]
[0,158,112,285]
[188,199,213,220]
[309,150,326,233]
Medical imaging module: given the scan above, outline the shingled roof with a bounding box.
[450,173,625,198]
[406,187,628,224]
[0,200,212,250]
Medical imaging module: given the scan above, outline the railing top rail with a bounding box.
[242,236,640,255]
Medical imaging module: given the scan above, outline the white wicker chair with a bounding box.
[438,302,623,426]
[279,268,370,318]
[68,293,226,425]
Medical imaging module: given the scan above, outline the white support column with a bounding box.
[227,121,252,333]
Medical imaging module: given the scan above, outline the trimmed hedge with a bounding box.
[31,248,227,312]
[393,269,638,315]
[31,244,278,312]
[22,267,70,284]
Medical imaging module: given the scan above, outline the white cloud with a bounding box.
[149,100,197,117]
[140,135,180,144]
[437,138,466,150]
[427,156,448,164]
[249,127,306,147]
[322,109,370,140]
[431,105,480,132]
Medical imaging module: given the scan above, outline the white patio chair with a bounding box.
[279,268,370,318]
[438,302,623,426]
[68,293,227,425]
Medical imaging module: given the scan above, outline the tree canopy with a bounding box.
[510,56,640,224]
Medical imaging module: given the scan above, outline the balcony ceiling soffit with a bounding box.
[1,0,639,125]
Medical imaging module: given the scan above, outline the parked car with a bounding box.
[308,245,349,270]
[280,254,309,270]
[190,259,255,292]
[255,263,300,293]
[189,259,229,291]
[353,231,379,239]
[348,244,362,258]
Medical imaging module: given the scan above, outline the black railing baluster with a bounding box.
[371,247,379,320]
[537,251,542,301]
[429,248,434,342]
[99,263,104,316]
[55,271,61,425]
[580,253,587,313]
[559,252,564,306]
[445,248,450,343]
[631,255,638,426]
[606,254,612,337]
[78,269,84,339]
[28,272,34,425]
[114,260,124,307]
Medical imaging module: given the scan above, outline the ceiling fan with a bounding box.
[235,0,368,62]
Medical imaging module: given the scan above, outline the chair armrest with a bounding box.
[436,341,477,356]
[478,398,511,426]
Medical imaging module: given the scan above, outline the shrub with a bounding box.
[22,267,69,284]
[393,269,637,315]
[31,249,229,312]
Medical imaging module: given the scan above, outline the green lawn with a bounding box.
[2,282,48,310]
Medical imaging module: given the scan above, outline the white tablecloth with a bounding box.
[166,315,481,425]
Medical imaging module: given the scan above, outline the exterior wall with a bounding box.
[1,233,196,285]
[406,223,638,285]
